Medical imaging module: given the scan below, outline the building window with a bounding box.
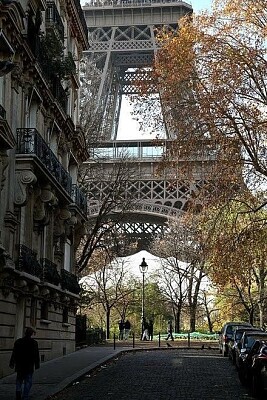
[64,239,71,271]
[30,298,37,327]
[40,301,49,320]
[63,307,68,324]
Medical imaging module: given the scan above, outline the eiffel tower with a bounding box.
[82,0,192,140]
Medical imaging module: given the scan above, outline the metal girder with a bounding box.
[82,0,192,139]
[118,69,156,95]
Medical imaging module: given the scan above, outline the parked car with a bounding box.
[250,340,267,398]
[228,326,261,366]
[236,331,267,385]
[219,321,253,357]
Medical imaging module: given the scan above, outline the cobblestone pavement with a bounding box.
[49,349,255,400]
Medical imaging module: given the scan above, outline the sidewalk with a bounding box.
[0,344,129,400]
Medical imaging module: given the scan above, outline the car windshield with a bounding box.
[245,335,267,348]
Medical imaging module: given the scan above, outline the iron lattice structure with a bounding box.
[82,0,193,140]
[82,2,210,251]
[84,140,211,250]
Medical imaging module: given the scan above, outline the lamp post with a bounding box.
[139,257,148,338]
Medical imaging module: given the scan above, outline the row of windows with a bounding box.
[92,145,165,159]
[30,299,69,325]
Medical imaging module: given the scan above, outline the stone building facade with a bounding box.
[0,0,88,377]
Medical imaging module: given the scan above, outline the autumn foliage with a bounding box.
[134,0,267,325]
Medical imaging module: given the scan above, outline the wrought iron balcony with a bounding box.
[0,104,6,119]
[16,128,72,196]
[71,184,87,214]
[46,1,64,42]
[61,269,81,294]
[41,258,61,286]
[17,244,42,279]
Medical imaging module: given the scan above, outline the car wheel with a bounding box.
[238,368,246,386]
[223,345,228,357]
[251,373,262,397]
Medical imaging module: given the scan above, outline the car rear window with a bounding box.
[245,335,267,348]
[227,325,247,334]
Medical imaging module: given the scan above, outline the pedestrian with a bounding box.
[124,319,131,340]
[142,317,149,341]
[166,320,174,341]
[118,319,124,340]
[9,327,40,400]
[148,319,154,341]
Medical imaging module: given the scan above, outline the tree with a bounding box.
[197,288,220,333]
[39,31,76,80]
[153,261,188,333]
[81,256,135,339]
[132,0,267,327]
[203,197,267,327]
[134,0,267,211]
[77,155,138,274]
[151,218,207,332]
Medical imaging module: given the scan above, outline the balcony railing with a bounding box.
[84,0,192,8]
[61,269,81,294]
[0,104,6,119]
[17,244,42,279]
[71,184,87,214]
[46,1,64,42]
[41,258,61,286]
[16,128,72,196]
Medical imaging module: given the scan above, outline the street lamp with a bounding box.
[139,257,148,338]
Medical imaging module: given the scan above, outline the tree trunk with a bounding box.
[190,307,196,333]
[188,263,204,333]
[173,303,182,333]
[106,308,111,339]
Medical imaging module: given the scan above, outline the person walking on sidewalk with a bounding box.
[124,319,131,340]
[148,319,154,341]
[165,320,174,341]
[9,327,40,400]
[118,319,125,340]
[142,317,149,341]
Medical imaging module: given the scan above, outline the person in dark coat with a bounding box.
[124,319,131,340]
[148,319,154,341]
[9,327,40,400]
[118,320,125,340]
[166,320,174,341]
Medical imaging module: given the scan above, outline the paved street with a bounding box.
[49,349,255,400]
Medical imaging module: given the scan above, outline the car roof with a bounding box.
[235,327,260,332]
[243,331,267,338]
[224,322,252,327]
